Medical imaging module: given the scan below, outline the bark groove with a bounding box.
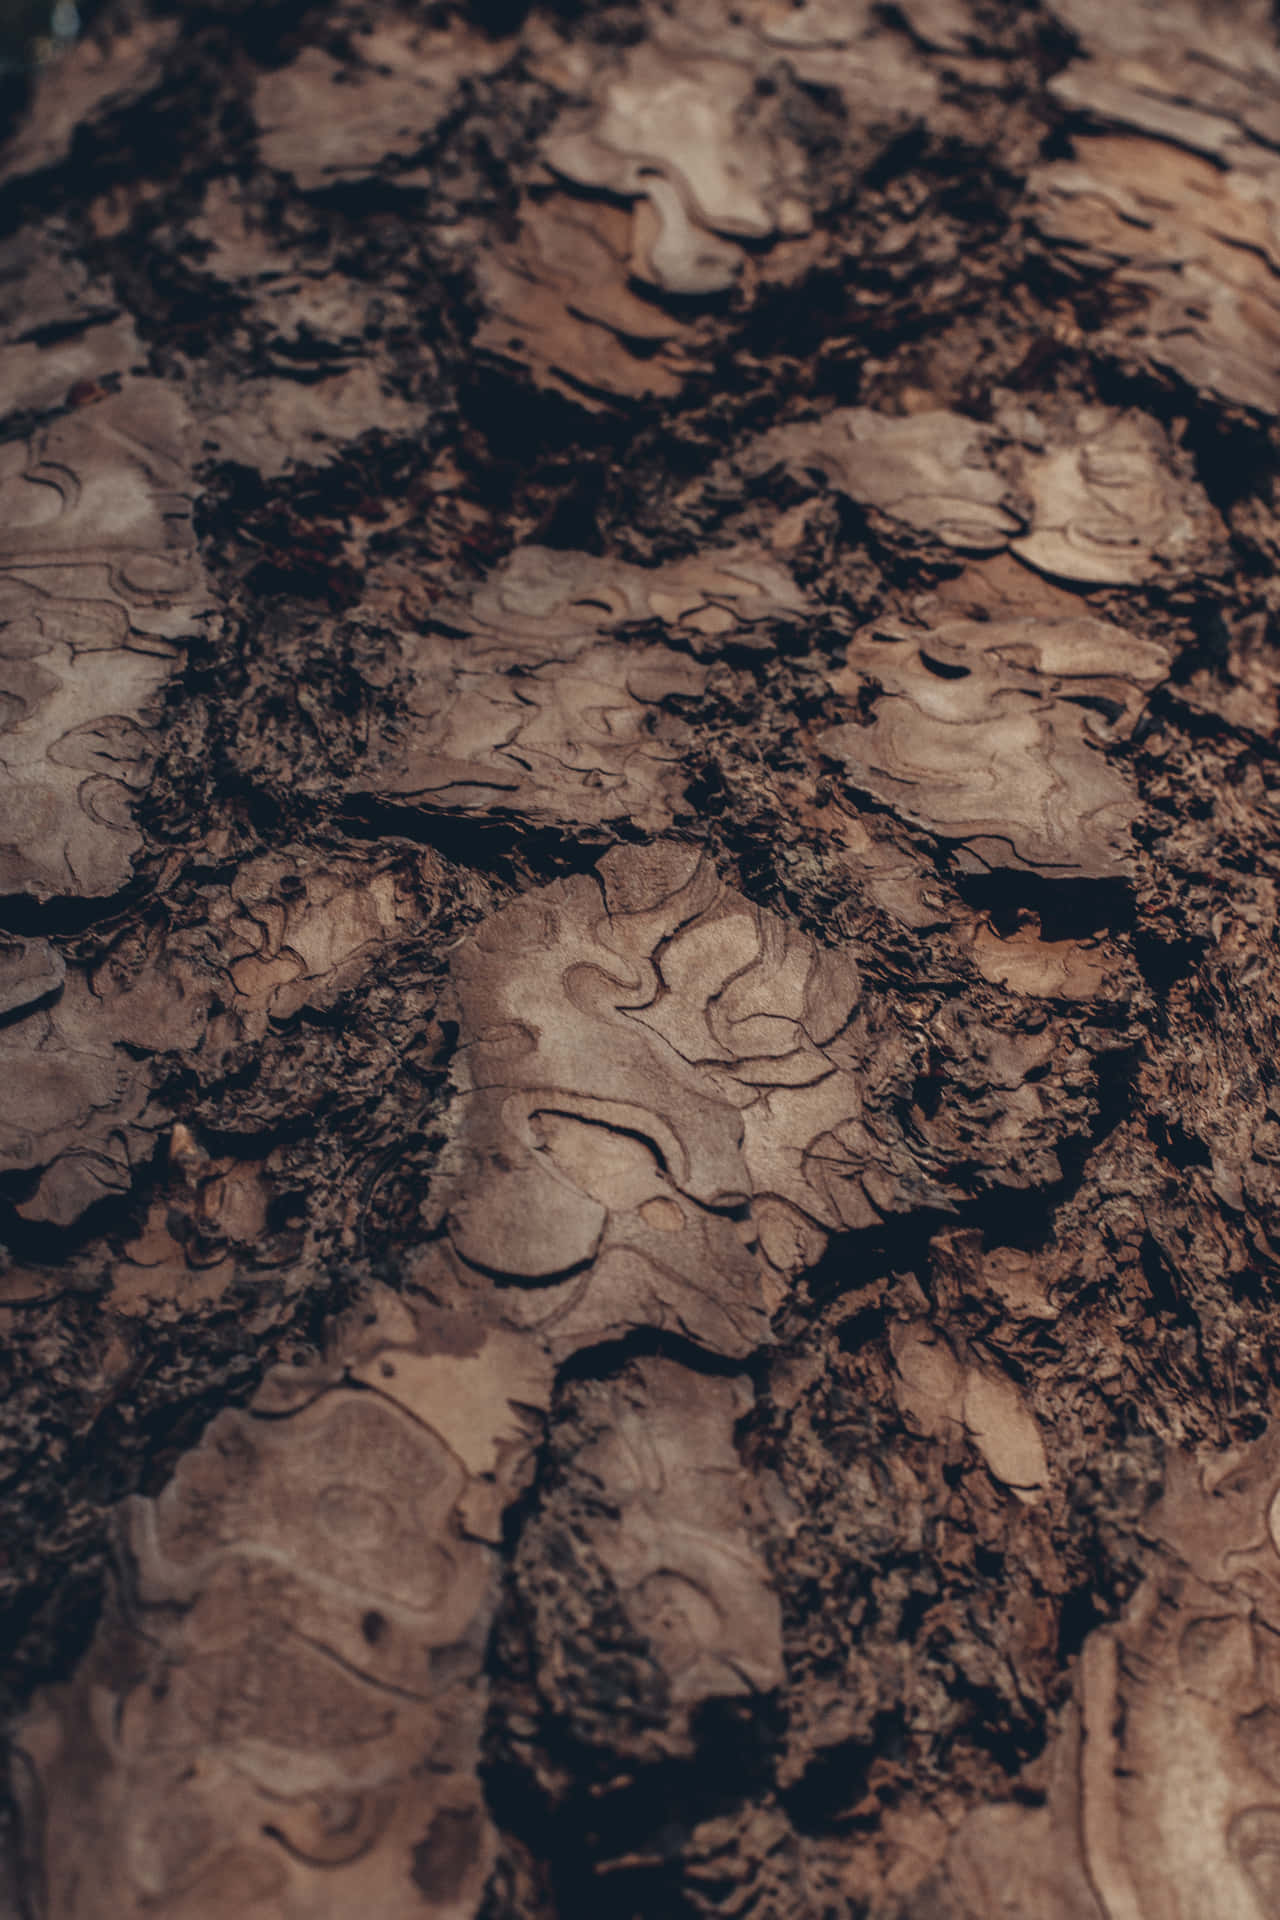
[3,1,1280,1916]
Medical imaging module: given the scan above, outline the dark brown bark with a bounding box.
[2,1,1280,1914]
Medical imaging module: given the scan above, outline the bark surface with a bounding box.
[2,0,1280,1915]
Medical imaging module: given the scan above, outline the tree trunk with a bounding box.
[2,0,1280,1913]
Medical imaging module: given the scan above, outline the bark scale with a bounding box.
[1,2,1279,1915]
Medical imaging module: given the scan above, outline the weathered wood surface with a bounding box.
[3,1,1280,1915]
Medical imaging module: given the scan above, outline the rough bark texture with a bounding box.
[2,0,1280,1914]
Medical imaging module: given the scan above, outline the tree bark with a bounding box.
[2,0,1280,1914]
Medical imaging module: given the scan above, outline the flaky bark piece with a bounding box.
[742,402,1216,581]
[357,544,806,830]
[0,379,210,901]
[206,848,436,1038]
[819,614,1169,877]
[472,195,700,408]
[1031,134,1280,418]
[422,844,778,1357]
[253,21,513,190]
[108,1150,278,1318]
[11,1288,552,1920]
[0,849,431,1228]
[365,633,704,830]
[742,408,1025,552]
[1030,2,1280,422]
[891,1319,1049,1502]
[926,1418,1280,1920]
[1048,0,1280,148]
[463,542,808,645]
[423,842,1095,1352]
[542,40,813,296]
[512,1356,783,1767]
[643,0,936,99]
[1006,404,1215,587]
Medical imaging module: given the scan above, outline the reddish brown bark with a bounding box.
[3,2,1280,1915]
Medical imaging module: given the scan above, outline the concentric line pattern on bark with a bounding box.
[921,1424,1280,1918]
[11,1288,549,1920]
[1032,0,1280,416]
[819,613,1168,877]
[10,842,1101,1913]
[6,0,1280,1916]
[425,841,1098,1321]
[740,402,1214,578]
[477,0,938,402]
[0,285,210,901]
[355,545,808,830]
[0,848,434,1228]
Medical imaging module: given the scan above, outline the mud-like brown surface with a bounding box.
[3,1,1280,1915]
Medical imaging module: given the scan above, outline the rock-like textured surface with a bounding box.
[1032,0,1280,417]
[12,1288,544,1920]
[355,545,806,830]
[254,22,513,191]
[1007,405,1215,587]
[0,276,209,899]
[0,848,434,1228]
[4,2,1280,1918]
[820,613,1168,876]
[926,1421,1280,1918]
[744,407,1025,552]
